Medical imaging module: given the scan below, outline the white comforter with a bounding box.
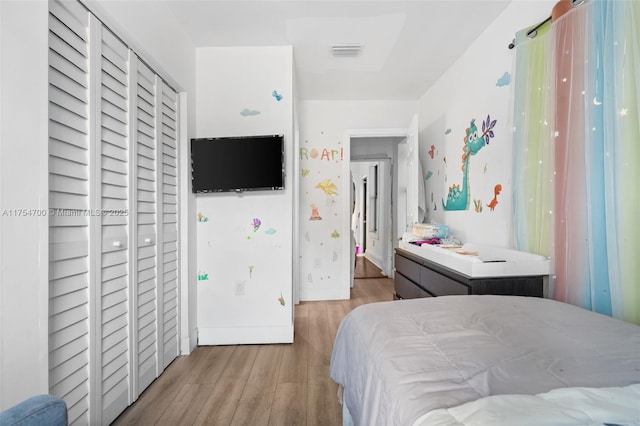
[330,296,640,426]
[415,384,640,425]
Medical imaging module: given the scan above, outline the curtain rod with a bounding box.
[508,0,585,49]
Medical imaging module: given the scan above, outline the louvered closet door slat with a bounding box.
[50,138,86,164]
[50,83,87,115]
[49,67,87,104]
[49,51,88,91]
[48,35,87,76]
[102,85,127,113]
[138,144,156,164]
[137,67,155,96]
[48,1,91,425]
[102,128,128,153]
[99,25,130,426]
[49,104,89,136]
[137,98,155,120]
[160,83,179,368]
[135,60,158,394]
[49,0,87,40]
[101,99,127,124]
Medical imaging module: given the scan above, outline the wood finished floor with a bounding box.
[112,257,393,425]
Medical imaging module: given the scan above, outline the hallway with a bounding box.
[354,255,387,279]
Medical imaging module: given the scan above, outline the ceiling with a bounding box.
[165,1,512,101]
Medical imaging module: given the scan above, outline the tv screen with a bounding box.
[191,135,284,193]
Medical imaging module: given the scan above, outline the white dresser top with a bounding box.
[398,240,550,278]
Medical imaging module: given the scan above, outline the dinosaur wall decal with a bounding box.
[487,184,502,211]
[442,115,496,211]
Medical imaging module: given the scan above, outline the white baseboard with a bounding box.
[300,287,350,301]
[197,325,294,345]
[181,331,198,355]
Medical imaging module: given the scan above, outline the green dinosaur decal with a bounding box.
[442,116,496,211]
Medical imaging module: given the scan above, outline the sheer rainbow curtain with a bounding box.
[512,0,640,324]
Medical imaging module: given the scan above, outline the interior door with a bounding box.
[133,59,159,395]
[96,23,131,425]
[158,83,179,369]
[48,1,92,424]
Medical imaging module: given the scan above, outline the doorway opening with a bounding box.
[341,114,420,296]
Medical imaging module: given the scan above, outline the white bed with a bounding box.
[330,295,640,426]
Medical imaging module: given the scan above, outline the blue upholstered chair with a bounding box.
[0,395,67,426]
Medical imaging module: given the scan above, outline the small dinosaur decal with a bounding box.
[487,184,502,211]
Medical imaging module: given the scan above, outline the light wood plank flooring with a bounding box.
[112,263,393,425]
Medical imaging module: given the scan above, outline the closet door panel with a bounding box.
[97,24,131,426]
[48,1,91,424]
[134,61,158,394]
[159,84,179,368]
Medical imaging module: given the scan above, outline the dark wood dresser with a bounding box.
[394,248,545,299]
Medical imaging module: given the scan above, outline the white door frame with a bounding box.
[342,127,410,296]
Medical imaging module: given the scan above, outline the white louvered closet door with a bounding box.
[95,25,131,425]
[159,84,179,368]
[48,1,91,424]
[133,60,159,394]
[48,0,180,423]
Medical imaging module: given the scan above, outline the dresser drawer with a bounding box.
[395,253,421,283]
[394,272,420,299]
[420,266,469,296]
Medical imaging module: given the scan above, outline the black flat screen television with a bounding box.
[191,135,284,193]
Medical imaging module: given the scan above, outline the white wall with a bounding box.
[0,0,49,410]
[298,100,416,300]
[419,0,555,247]
[194,46,294,344]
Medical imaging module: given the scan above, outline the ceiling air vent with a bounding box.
[330,43,363,56]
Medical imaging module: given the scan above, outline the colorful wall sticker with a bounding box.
[496,72,511,87]
[309,204,322,220]
[487,184,502,211]
[278,292,285,306]
[474,199,483,213]
[272,90,283,101]
[249,265,255,278]
[252,218,261,232]
[197,270,209,281]
[425,171,433,180]
[330,230,340,239]
[428,144,436,159]
[445,128,452,135]
[316,178,338,196]
[300,147,343,161]
[301,169,310,177]
[240,108,260,116]
[265,228,276,235]
[442,116,497,211]
[481,114,497,145]
[197,212,208,222]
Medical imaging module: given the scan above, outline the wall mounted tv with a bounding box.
[191,134,284,193]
